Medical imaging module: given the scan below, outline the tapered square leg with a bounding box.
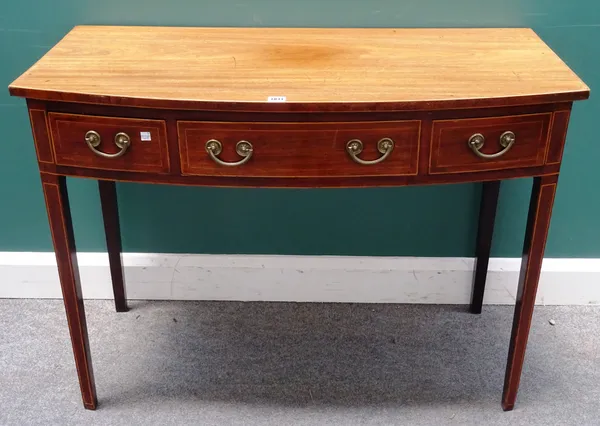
[470,180,501,314]
[41,173,97,410]
[98,180,128,312]
[502,175,558,411]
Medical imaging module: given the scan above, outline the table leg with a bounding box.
[502,175,558,411]
[470,180,501,314]
[98,180,128,312]
[41,173,98,410]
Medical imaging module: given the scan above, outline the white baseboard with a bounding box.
[1,252,599,305]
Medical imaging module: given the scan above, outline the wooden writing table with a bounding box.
[9,26,589,411]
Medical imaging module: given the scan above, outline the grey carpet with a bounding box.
[1,300,599,426]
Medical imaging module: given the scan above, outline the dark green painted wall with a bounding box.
[1,1,598,256]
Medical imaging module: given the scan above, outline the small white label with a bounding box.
[267,96,287,102]
[140,131,152,141]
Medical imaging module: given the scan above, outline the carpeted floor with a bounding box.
[0,300,599,425]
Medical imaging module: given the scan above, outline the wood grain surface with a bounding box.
[429,113,552,174]
[48,113,170,173]
[502,174,559,411]
[9,26,589,111]
[178,120,420,177]
[40,172,97,409]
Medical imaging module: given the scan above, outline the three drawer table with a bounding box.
[9,26,589,410]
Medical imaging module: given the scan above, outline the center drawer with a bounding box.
[177,121,421,177]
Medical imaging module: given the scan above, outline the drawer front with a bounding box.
[178,121,421,177]
[429,113,552,174]
[48,113,170,173]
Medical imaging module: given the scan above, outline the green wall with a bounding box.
[1,1,598,257]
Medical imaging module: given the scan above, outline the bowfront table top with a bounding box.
[9,26,589,412]
[9,26,588,110]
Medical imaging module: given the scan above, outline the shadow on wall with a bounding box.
[115,183,482,256]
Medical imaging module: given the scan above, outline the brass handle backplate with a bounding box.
[85,130,131,158]
[468,131,515,159]
[205,139,253,166]
[346,138,394,165]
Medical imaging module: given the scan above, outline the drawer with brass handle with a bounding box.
[429,113,552,174]
[178,121,421,177]
[48,113,170,173]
